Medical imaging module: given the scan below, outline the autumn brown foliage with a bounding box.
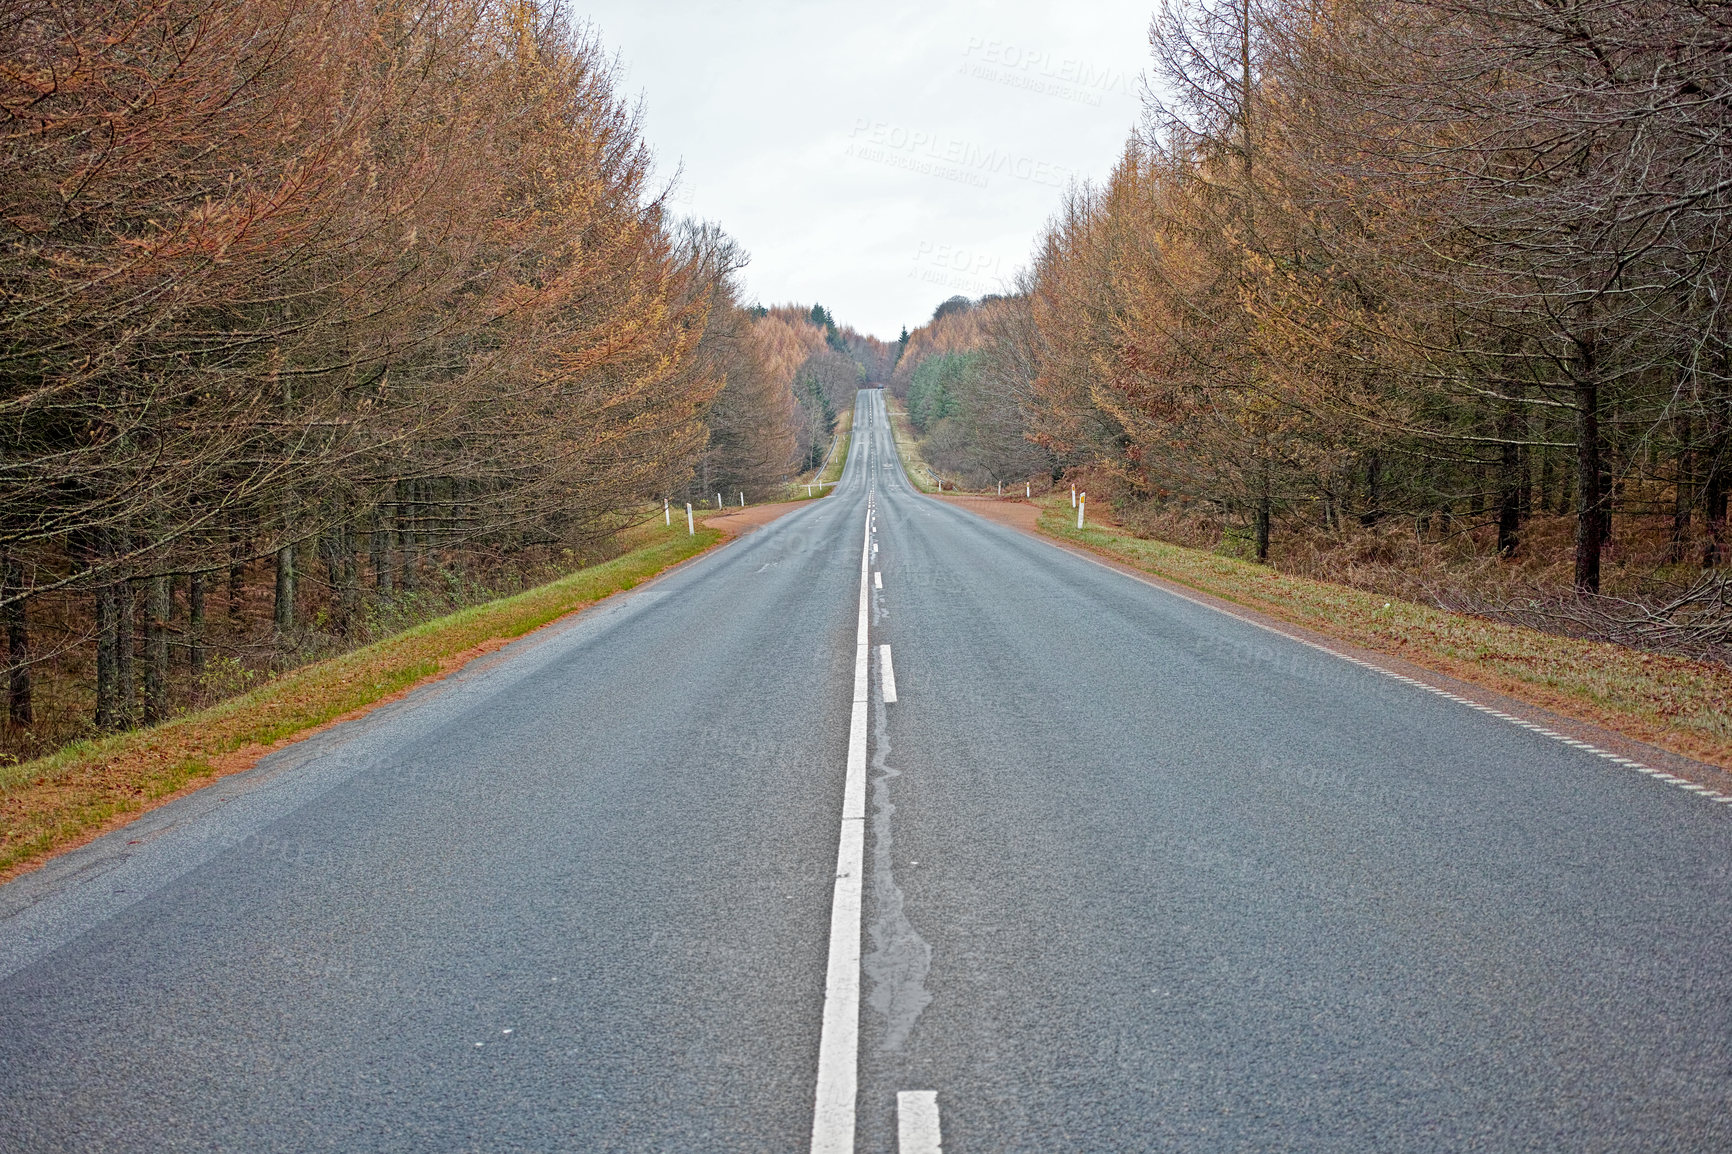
[0,0,833,751]
[912,0,1731,654]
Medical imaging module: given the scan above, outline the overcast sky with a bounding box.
[578,1,1154,340]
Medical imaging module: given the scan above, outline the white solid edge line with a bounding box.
[897,1090,942,1153]
[812,489,874,1154]
[1007,520,1727,810]
[881,644,898,703]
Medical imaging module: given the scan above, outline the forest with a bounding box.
[0,0,883,759]
[891,0,1731,662]
[6,0,1726,761]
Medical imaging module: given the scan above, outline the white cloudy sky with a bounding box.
[578,1,1153,340]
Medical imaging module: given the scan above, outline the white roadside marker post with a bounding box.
[686,503,694,534]
[664,498,670,526]
[1078,493,1086,529]
[1071,484,1077,507]
[740,491,745,507]
[1026,481,1031,498]
[997,481,1002,495]
[716,492,722,510]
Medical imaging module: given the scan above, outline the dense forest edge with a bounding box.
[0,0,886,767]
[888,0,1732,670]
[5,0,1729,774]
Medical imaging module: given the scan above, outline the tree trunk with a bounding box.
[2,555,32,727]
[1705,456,1726,568]
[1536,443,1552,516]
[228,533,246,625]
[1359,452,1382,526]
[324,523,359,635]
[188,571,206,675]
[1600,468,1617,561]
[1704,382,1727,567]
[1254,468,1272,563]
[144,572,170,724]
[339,522,360,632]
[1518,439,1532,522]
[372,503,394,594]
[1497,459,1521,557]
[274,543,295,633]
[1671,408,1693,564]
[116,575,136,729]
[95,576,118,731]
[398,481,418,593]
[1497,399,1522,557]
[1573,369,1604,593]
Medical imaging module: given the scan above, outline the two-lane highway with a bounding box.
[3,390,1730,1151]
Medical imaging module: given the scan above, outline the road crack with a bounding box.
[862,590,931,1052]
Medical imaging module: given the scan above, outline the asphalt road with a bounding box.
[3,389,1730,1152]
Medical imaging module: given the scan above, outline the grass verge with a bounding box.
[819,431,850,486]
[0,522,725,881]
[1037,500,1732,770]
[885,396,941,493]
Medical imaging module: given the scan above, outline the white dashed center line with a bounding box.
[897,1090,942,1152]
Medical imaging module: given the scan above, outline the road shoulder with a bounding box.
[703,500,812,535]
[938,492,1732,792]
[0,524,736,884]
